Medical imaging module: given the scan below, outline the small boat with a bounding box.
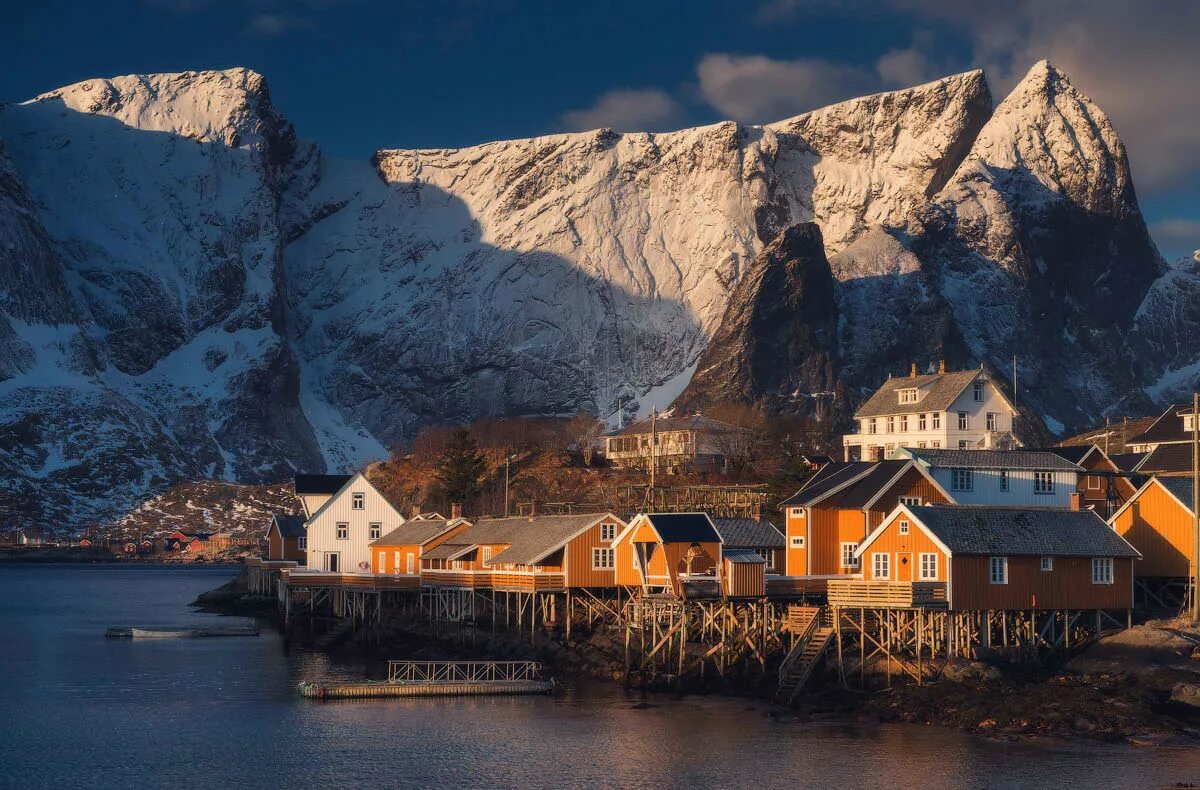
[105,625,260,639]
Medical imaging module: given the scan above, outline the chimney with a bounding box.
[910,362,918,379]
[451,502,462,519]
[411,505,421,519]
[1069,492,1081,511]
[938,359,946,374]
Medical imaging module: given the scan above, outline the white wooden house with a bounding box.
[303,473,406,573]
[842,363,1020,462]
[894,448,1083,508]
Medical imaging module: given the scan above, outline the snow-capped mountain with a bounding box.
[0,62,1195,526]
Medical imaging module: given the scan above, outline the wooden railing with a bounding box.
[421,569,566,591]
[827,580,948,609]
[387,660,547,684]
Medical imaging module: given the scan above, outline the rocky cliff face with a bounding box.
[0,62,1195,527]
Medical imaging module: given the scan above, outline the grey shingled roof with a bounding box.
[610,413,742,437]
[1130,403,1192,446]
[370,518,464,547]
[1157,477,1196,514]
[293,474,353,495]
[641,513,721,543]
[905,505,1139,558]
[722,548,767,565]
[1110,452,1147,472]
[429,513,616,566]
[854,368,983,418]
[272,515,306,538]
[1139,444,1198,475]
[711,518,785,549]
[906,448,1081,472]
[778,462,876,507]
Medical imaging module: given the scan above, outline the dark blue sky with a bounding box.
[4,0,1198,258]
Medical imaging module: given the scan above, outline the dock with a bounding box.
[298,660,555,699]
[105,625,260,639]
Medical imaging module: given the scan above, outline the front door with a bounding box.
[406,553,415,574]
[325,552,340,572]
[897,552,913,582]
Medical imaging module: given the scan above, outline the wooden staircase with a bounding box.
[775,606,834,706]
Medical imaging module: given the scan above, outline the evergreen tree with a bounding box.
[434,430,488,507]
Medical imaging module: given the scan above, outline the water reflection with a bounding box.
[1,565,1197,790]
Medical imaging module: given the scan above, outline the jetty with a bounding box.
[105,625,260,639]
[298,660,555,699]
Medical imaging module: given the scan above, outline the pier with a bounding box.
[298,660,554,699]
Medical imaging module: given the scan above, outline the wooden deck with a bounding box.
[421,569,566,592]
[281,571,420,591]
[766,575,852,598]
[827,580,948,609]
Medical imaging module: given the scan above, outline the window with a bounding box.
[986,412,997,431]
[298,536,307,550]
[1092,557,1114,584]
[840,543,860,569]
[919,553,938,580]
[899,388,919,404]
[999,469,1009,492]
[867,418,877,435]
[899,520,910,535]
[931,441,941,448]
[931,413,941,430]
[973,382,984,402]
[1087,475,1101,491]
[1034,471,1054,494]
[989,556,1008,585]
[336,523,348,540]
[958,440,971,449]
[600,522,616,541]
[790,535,806,549]
[958,411,969,430]
[1040,556,1053,572]
[887,416,895,433]
[369,523,381,540]
[918,413,927,431]
[450,559,464,570]
[872,553,890,579]
[481,546,493,566]
[899,415,908,432]
[899,496,921,506]
[406,553,415,574]
[951,468,974,491]
[917,441,927,449]
[592,547,614,570]
[352,492,364,510]
[789,507,803,519]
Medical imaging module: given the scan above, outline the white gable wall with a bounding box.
[931,467,1077,507]
[306,474,405,572]
[945,375,1014,447]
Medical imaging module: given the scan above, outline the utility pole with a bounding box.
[1192,391,1199,621]
[504,452,518,518]
[648,407,657,509]
[1012,354,1018,407]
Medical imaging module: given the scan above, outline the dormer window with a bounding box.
[899,388,919,404]
[973,382,984,402]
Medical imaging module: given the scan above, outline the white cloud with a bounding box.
[875,48,937,88]
[560,88,684,133]
[696,53,875,123]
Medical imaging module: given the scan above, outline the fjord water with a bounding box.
[2,566,1198,790]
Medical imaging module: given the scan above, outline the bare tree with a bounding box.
[562,412,605,466]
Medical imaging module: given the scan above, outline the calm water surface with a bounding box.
[1,564,1198,789]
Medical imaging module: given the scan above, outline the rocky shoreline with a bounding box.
[193,572,1200,746]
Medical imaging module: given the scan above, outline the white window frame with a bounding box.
[351,492,365,510]
[867,418,877,435]
[872,552,890,580]
[973,382,984,402]
[1087,475,1101,491]
[986,412,997,431]
[899,520,910,535]
[336,522,349,540]
[1040,556,1053,572]
[999,469,1009,492]
[887,416,895,433]
[958,411,969,430]
[918,414,927,431]
[406,553,415,574]
[789,507,803,519]
[591,547,614,570]
[930,441,940,448]
[369,522,381,541]
[932,413,941,430]
[1034,471,1054,494]
[1092,557,1114,585]
[840,542,860,569]
[989,556,1008,585]
[951,468,973,492]
[899,496,921,506]
[790,535,805,549]
[899,415,908,432]
[481,546,493,566]
[919,552,938,580]
[899,388,918,404]
[600,522,616,542]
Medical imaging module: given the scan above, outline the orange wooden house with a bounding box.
[1109,477,1195,580]
[1047,444,1138,517]
[369,516,471,578]
[778,459,953,578]
[419,512,627,592]
[853,504,1139,611]
[265,515,307,563]
[613,512,744,597]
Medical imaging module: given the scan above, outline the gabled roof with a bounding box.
[370,518,467,548]
[1109,452,1148,473]
[902,448,1081,472]
[1138,443,1198,475]
[635,513,721,543]
[305,472,407,526]
[779,459,951,511]
[854,368,996,419]
[778,462,876,507]
[711,518,785,549]
[610,413,743,437]
[722,548,767,565]
[864,505,1139,558]
[1044,445,1098,465]
[1129,403,1192,446]
[294,474,353,495]
[271,515,306,538]
[425,513,622,566]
